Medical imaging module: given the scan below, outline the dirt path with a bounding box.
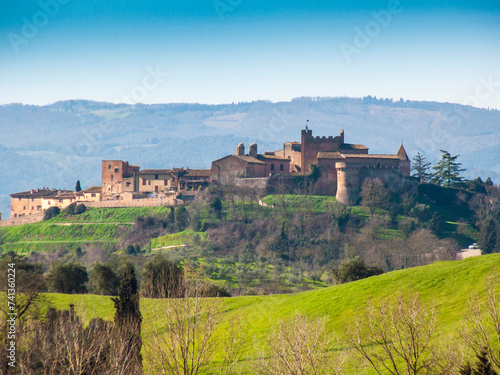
[151,244,187,251]
[51,222,134,226]
[456,249,481,260]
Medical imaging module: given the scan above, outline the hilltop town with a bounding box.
[3,127,411,225]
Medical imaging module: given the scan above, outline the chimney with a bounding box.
[340,129,345,144]
[236,143,245,156]
[249,143,257,158]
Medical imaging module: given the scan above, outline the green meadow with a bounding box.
[47,253,500,373]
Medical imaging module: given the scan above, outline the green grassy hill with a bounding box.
[48,253,500,373]
[0,207,170,254]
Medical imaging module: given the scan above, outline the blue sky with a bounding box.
[1,0,499,108]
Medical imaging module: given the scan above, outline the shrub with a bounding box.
[332,256,383,284]
[203,284,231,297]
[91,262,120,296]
[125,244,141,255]
[74,203,87,215]
[43,206,60,220]
[46,262,88,293]
[142,253,184,298]
[409,203,432,221]
[175,206,189,231]
[63,202,77,215]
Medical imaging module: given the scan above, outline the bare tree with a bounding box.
[143,268,243,375]
[16,305,133,375]
[256,313,345,375]
[360,178,390,216]
[347,292,439,375]
[461,273,500,372]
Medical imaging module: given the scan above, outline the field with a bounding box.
[47,253,500,373]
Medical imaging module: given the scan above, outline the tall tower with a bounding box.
[335,162,361,205]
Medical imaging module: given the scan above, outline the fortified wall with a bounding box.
[300,128,344,173]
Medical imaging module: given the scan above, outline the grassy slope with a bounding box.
[150,230,206,249]
[0,207,170,254]
[48,253,500,373]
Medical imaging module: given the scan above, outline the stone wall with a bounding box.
[300,128,343,173]
[0,213,44,227]
[233,177,269,190]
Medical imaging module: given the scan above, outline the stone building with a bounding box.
[210,143,291,184]
[101,160,140,199]
[210,127,410,205]
[76,186,102,202]
[10,188,77,218]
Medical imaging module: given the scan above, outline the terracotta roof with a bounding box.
[233,155,266,164]
[184,169,211,177]
[317,151,344,159]
[55,192,77,199]
[257,154,290,161]
[82,186,101,194]
[340,143,369,150]
[10,188,58,198]
[343,154,401,160]
[137,169,176,176]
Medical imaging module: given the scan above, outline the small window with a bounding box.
[172,177,175,182]
[111,174,114,181]
[270,164,275,171]
[280,164,284,171]
[23,206,26,210]
[31,206,34,210]
[108,164,111,169]
[126,182,131,187]
[148,181,151,186]
[164,180,168,185]
[91,193,96,197]
[142,179,146,185]
[155,174,159,180]
[115,168,119,173]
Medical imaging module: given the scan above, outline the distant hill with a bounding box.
[1,97,499,218]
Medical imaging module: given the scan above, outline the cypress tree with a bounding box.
[111,261,142,372]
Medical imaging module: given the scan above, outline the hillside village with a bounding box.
[3,127,411,224]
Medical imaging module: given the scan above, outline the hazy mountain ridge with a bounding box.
[0,97,498,218]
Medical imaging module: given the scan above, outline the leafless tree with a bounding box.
[347,292,440,375]
[12,303,143,375]
[143,268,244,375]
[256,313,346,375]
[461,273,500,372]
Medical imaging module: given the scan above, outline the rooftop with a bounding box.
[10,188,59,198]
